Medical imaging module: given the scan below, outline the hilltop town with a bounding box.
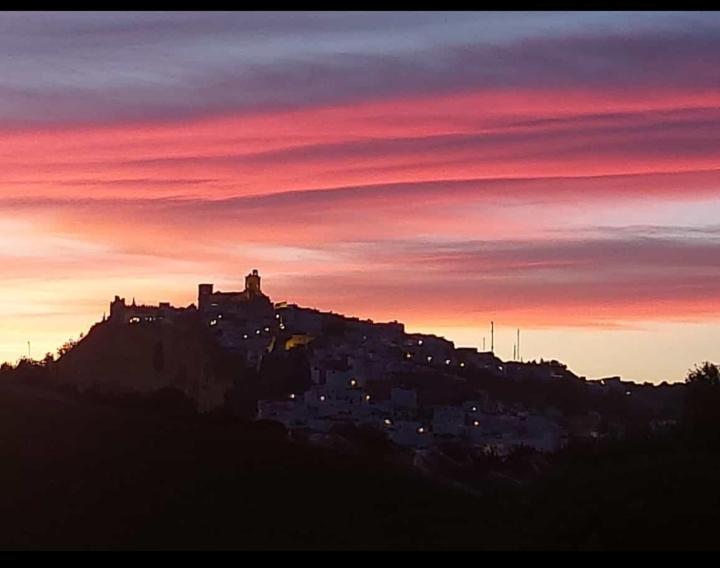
[48,270,683,458]
[1,268,713,550]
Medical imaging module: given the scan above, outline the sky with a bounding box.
[1,11,719,382]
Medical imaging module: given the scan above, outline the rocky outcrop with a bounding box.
[55,314,241,412]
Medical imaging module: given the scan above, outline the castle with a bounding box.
[80,268,581,451]
[198,269,273,318]
[109,269,273,326]
[108,297,190,325]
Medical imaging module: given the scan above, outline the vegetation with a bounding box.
[1,358,719,549]
[56,336,80,358]
[683,361,720,448]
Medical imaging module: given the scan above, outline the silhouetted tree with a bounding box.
[10,356,50,385]
[40,352,55,367]
[56,337,79,358]
[687,361,720,386]
[684,361,720,447]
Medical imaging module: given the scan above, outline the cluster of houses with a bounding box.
[259,299,567,455]
[258,374,564,454]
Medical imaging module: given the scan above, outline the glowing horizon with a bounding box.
[1,11,719,382]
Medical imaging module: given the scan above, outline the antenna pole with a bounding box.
[517,328,520,362]
[490,321,494,353]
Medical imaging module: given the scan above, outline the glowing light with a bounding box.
[417,427,425,434]
[384,418,392,426]
[128,316,140,324]
[405,353,412,359]
[426,356,433,363]
[209,319,217,326]
[445,359,451,365]
[460,362,466,368]
[418,340,423,346]
[365,394,371,401]
[349,379,357,387]
[319,395,325,401]
[289,393,296,400]
[243,334,248,339]
[256,329,261,335]
[471,406,477,412]
[473,420,480,427]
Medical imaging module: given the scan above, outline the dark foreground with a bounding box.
[1,381,719,550]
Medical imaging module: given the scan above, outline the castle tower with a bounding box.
[198,283,214,311]
[245,269,261,297]
[109,295,126,323]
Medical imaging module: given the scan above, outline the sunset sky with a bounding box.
[1,11,719,382]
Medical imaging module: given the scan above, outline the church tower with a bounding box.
[245,269,262,297]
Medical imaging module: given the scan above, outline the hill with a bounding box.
[2,379,720,550]
[53,315,247,411]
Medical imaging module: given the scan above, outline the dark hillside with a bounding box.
[1,380,719,550]
[53,317,245,411]
[0,381,487,549]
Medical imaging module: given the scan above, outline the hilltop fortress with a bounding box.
[54,269,681,455]
[59,269,517,413]
[109,269,272,325]
[107,269,411,368]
